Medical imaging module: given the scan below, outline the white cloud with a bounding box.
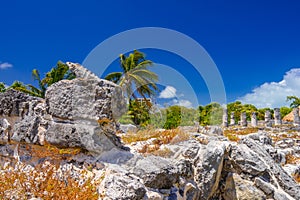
[172,99,193,108]
[238,68,300,108]
[158,86,177,99]
[0,62,13,69]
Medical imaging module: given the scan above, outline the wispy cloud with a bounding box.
[238,68,300,108]
[0,62,13,69]
[158,86,177,98]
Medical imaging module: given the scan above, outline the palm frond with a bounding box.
[104,72,123,84]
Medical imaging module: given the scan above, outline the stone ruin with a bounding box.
[0,63,299,199]
[223,107,299,127]
[0,62,127,155]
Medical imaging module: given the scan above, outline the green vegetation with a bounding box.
[4,61,75,98]
[286,95,300,108]
[0,82,6,92]
[199,102,223,125]
[105,50,160,126]
[105,50,159,102]
[280,106,292,118]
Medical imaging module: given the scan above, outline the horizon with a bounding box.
[1,1,300,109]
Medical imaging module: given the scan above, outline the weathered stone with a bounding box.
[265,110,272,127]
[98,169,146,200]
[230,112,235,126]
[221,172,237,200]
[293,107,300,126]
[232,173,266,200]
[120,124,137,133]
[254,177,274,197]
[222,108,228,127]
[240,137,300,199]
[45,121,124,154]
[251,112,257,127]
[194,141,226,199]
[240,112,247,127]
[0,118,11,142]
[45,78,126,121]
[129,156,186,189]
[0,89,42,117]
[274,108,282,126]
[229,143,268,177]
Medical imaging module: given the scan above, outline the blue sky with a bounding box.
[1,0,300,108]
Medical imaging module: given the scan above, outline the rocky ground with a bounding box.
[0,63,299,200]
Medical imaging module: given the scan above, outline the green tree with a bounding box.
[42,61,75,88]
[0,82,6,93]
[128,100,150,127]
[105,50,159,102]
[280,106,292,118]
[164,105,182,129]
[199,102,223,125]
[227,101,244,123]
[286,96,300,108]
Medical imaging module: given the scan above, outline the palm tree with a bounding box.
[105,50,159,103]
[8,61,75,98]
[287,96,300,108]
[42,61,75,87]
[9,81,39,97]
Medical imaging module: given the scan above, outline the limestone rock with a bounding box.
[120,124,137,133]
[0,89,42,117]
[194,141,226,199]
[128,155,185,189]
[233,173,266,200]
[45,78,126,121]
[98,170,146,200]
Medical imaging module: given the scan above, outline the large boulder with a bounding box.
[45,78,126,121]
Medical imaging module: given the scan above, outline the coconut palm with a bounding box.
[42,61,75,87]
[8,61,75,98]
[9,81,40,97]
[105,50,159,102]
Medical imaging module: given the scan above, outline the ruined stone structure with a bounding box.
[274,108,282,126]
[222,108,228,127]
[293,107,300,126]
[251,112,257,127]
[265,110,272,127]
[230,112,235,126]
[240,112,247,127]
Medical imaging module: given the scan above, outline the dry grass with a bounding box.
[223,127,259,142]
[150,147,173,158]
[271,132,300,143]
[285,154,300,165]
[122,128,190,145]
[97,118,112,126]
[0,164,100,199]
[292,173,300,183]
[18,142,83,164]
[122,128,190,155]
